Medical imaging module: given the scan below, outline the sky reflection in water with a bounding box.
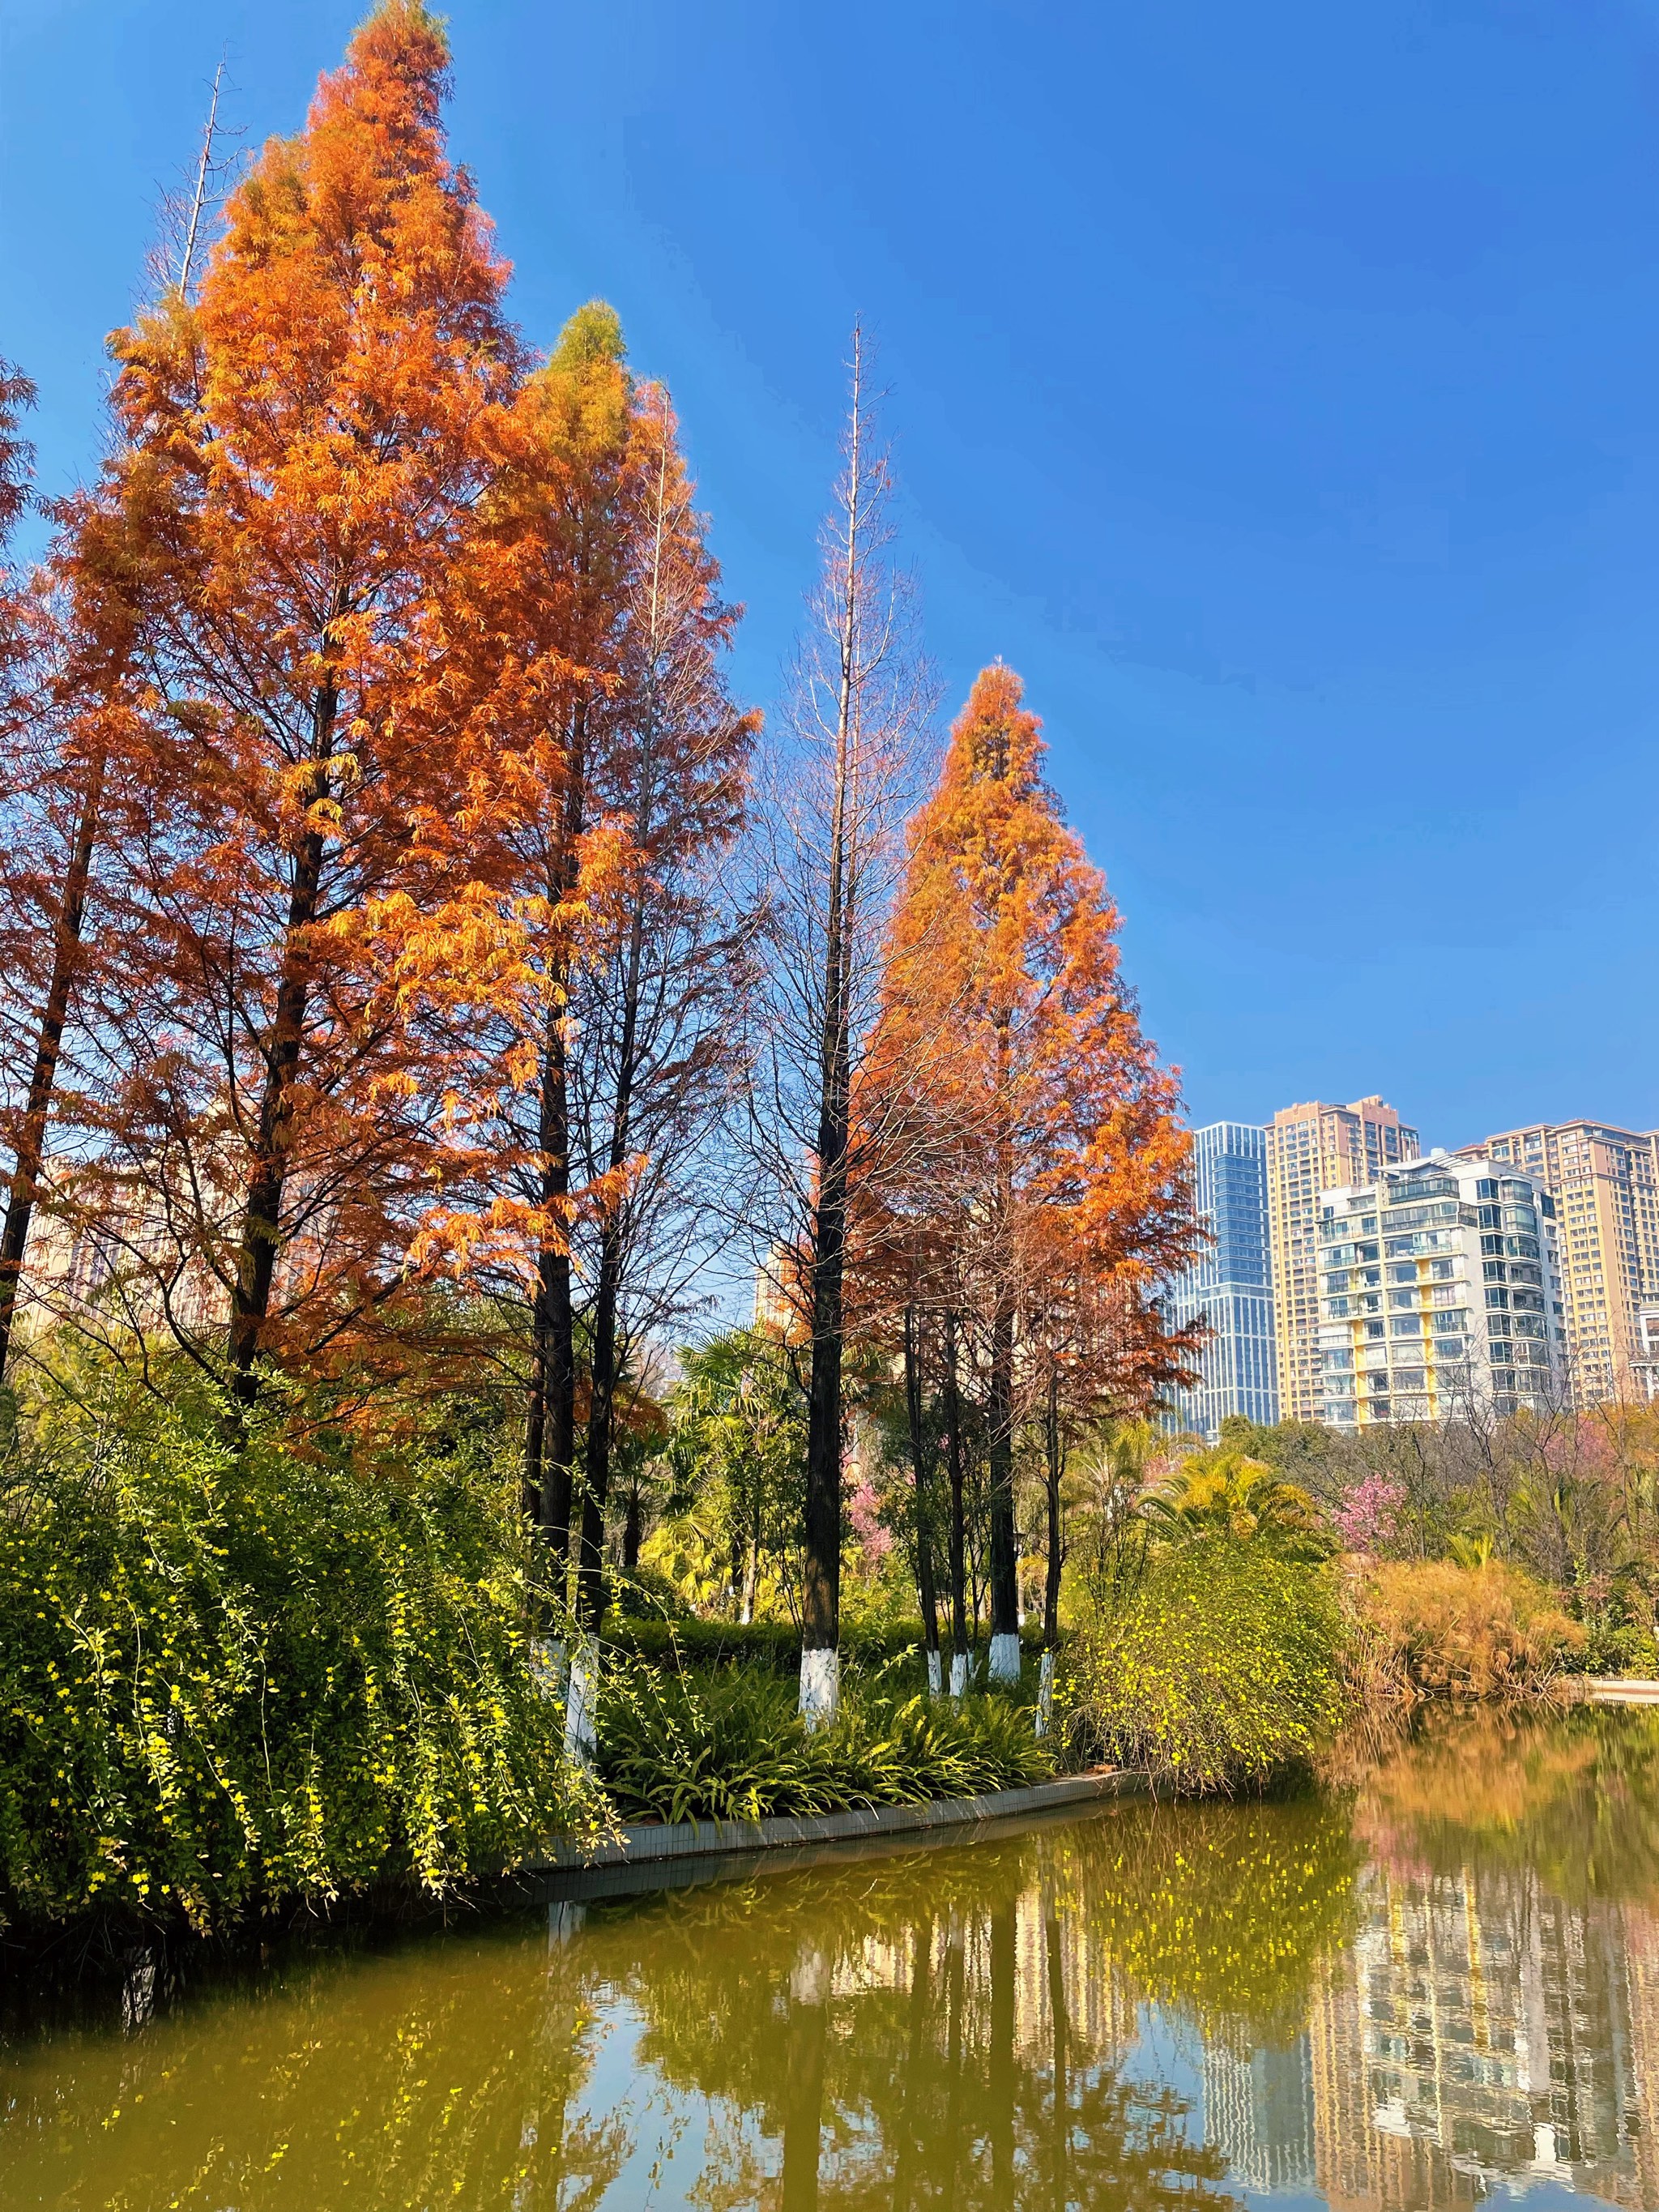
[5,1705,1659,2210]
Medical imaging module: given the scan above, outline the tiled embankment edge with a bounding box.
[1580,1677,1659,1705]
[531,1766,1146,1874]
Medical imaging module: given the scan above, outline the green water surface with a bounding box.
[6,1705,1659,2210]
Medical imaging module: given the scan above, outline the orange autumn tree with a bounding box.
[85,0,523,1399]
[399,339,756,1629]
[383,300,639,1533]
[0,482,149,1377]
[862,664,1198,1681]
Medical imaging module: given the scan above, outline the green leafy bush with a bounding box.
[596,1663,1052,1823]
[1577,1617,1658,1679]
[1065,1539,1345,1792]
[0,1383,599,1934]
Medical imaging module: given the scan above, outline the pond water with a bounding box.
[6,1706,1659,2210]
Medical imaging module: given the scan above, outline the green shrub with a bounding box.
[0,1383,600,1935]
[1065,1539,1345,1792]
[596,1662,1052,1823]
[1578,1618,1658,1679]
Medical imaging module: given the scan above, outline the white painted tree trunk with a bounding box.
[1036,1647,1056,1736]
[799,1645,840,1728]
[548,1899,586,1946]
[791,1945,831,2007]
[949,1650,969,1699]
[989,1631,1021,1685]
[564,1635,599,1768]
[926,1647,943,1697]
[530,1636,569,1701]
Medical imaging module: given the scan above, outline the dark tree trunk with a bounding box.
[527,697,586,1558]
[891,1915,933,2212]
[903,1301,941,1663]
[1043,1361,1064,1649]
[780,1954,829,2212]
[801,877,850,1675]
[0,748,105,1377]
[228,681,336,1402]
[989,1902,1016,2202]
[578,819,650,1631]
[987,1019,1019,1660]
[621,1482,643,1574]
[987,1290,1017,1644]
[943,1310,970,1668]
[1047,1902,1069,2204]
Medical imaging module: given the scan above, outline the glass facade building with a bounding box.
[1164,1121,1280,1440]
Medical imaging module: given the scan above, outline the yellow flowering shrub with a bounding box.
[1066,1539,1346,1792]
[0,1381,599,1934]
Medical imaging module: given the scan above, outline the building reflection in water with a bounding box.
[11,1718,1659,2210]
[1310,1866,1659,2210]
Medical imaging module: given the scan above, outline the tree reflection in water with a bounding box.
[11,1712,1659,2208]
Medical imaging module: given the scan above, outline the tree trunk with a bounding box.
[741,1505,761,1625]
[621,1483,642,1574]
[987,1019,1019,1682]
[1046,1899,1069,2204]
[781,1948,829,2212]
[943,1309,970,1694]
[1043,1361,1064,1649]
[903,1300,942,1692]
[988,1903,1016,2203]
[1038,1363,1064,1735]
[575,1223,621,1633]
[527,697,586,1558]
[891,1916,933,2212]
[227,681,335,1401]
[578,798,651,1632]
[799,331,870,1728]
[987,1287,1018,1679]
[0,748,105,1378]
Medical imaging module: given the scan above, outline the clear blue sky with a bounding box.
[6,0,1657,1149]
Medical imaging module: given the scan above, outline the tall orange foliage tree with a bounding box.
[862,664,1198,1679]
[0,485,144,1375]
[80,1,526,1397]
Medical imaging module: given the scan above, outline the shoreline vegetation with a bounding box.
[4,5,1658,1967]
[2,1364,1636,1953]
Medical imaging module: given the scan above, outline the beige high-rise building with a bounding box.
[1456,1121,1659,1404]
[1265,1097,1418,1421]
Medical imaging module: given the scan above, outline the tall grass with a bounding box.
[1343,1557,1585,1705]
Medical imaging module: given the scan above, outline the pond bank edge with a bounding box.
[531,1767,1149,1873]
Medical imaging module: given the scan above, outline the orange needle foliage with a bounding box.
[860,664,1200,1650]
[79,0,529,1395]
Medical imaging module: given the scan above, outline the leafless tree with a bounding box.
[744,327,934,1721]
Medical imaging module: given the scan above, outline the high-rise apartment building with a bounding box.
[1457,1121,1659,1404]
[1162,1121,1278,1440]
[1316,1152,1566,1429]
[1264,1097,1418,1421]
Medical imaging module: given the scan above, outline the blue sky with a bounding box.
[5,0,1658,1147]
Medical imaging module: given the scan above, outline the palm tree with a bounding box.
[1139,1450,1332,1561]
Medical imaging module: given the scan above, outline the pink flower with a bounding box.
[1335,1474,1405,1553]
[846,1480,892,1565]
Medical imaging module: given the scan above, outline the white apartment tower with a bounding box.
[1316,1151,1566,1429]
[1265,1096,1419,1421]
